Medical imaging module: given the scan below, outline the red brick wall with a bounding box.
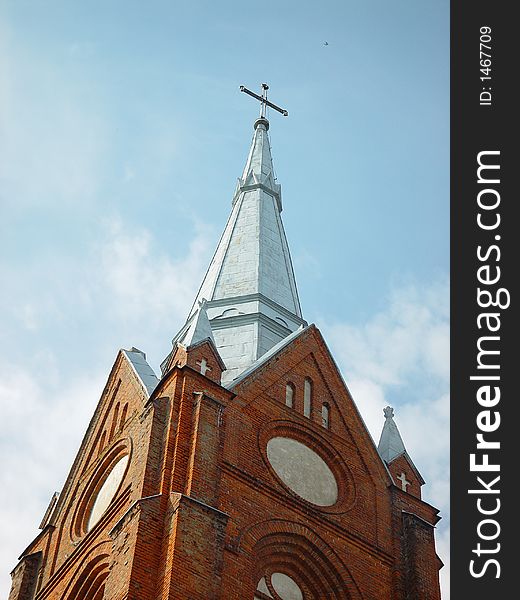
[8,553,41,600]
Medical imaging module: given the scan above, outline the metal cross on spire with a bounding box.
[240,83,288,118]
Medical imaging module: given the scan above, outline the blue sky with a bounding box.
[0,1,449,596]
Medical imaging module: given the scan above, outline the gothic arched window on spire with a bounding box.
[321,403,330,429]
[303,378,312,418]
[285,383,295,408]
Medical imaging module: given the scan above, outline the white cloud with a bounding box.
[98,217,212,324]
[0,212,213,362]
[327,280,449,388]
[14,303,40,332]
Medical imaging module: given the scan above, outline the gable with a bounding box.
[32,349,158,563]
[386,452,425,499]
[165,338,226,385]
[72,349,155,486]
[263,350,357,447]
[230,324,391,486]
[221,324,396,553]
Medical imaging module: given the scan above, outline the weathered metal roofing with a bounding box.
[240,117,279,198]
[178,301,215,348]
[377,407,424,484]
[377,406,407,463]
[122,348,159,396]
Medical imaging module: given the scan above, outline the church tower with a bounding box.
[9,86,443,600]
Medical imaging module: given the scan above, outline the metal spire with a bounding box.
[377,406,407,463]
[162,86,304,385]
[377,406,425,488]
[178,300,215,348]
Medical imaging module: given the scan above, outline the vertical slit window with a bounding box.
[321,403,330,428]
[285,383,295,408]
[304,378,312,418]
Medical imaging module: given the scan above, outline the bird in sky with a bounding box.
[324,41,329,45]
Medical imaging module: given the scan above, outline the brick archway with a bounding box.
[239,519,363,599]
[65,555,109,600]
[61,541,112,600]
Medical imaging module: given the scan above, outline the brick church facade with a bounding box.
[9,92,443,599]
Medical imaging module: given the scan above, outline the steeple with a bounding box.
[175,300,215,348]
[9,87,443,600]
[163,87,306,385]
[378,406,425,496]
[377,406,407,463]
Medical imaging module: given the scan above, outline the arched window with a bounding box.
[255,572,304,599]
[66,555,110,600]
[86,455,129,532]
[321,403,330,429]
[303,379,312,418]
[285,383,295,408]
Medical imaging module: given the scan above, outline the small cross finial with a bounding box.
[383,406,394,419]
[240,84,288,120]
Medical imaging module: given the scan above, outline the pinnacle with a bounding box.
[377,406,407,463]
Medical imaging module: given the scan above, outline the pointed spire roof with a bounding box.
[188,117,300,318]
[163,97,306,384]
[178,300,215,348]
[377,406,425,488]
[377,406,407,463]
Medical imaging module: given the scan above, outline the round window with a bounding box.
[266,437,338,506]
[256,573,303,600]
